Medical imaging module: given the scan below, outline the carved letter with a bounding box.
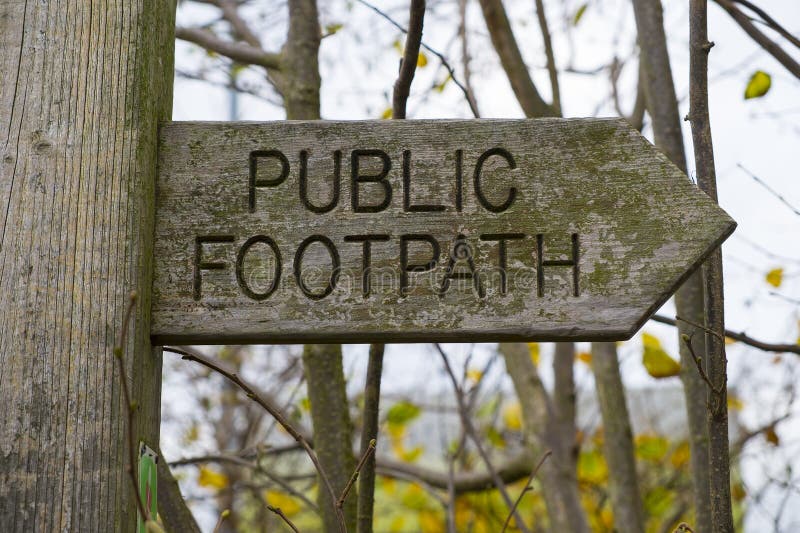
[439,235,484,298]
[536,233,580,297]
[236,235,282,301]
[480,233,525,295]
[194,235,235,300]
[351,149,392,213]
[400,234,440,296]
[294,235,341,300]
[249,150,290,212]
[344,234,391,298]
[473,148,517,213]
[403,150,445,212]
[299,150,340,214]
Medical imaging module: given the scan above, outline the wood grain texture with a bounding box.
[153,118,735,344]
[0,1,176,530]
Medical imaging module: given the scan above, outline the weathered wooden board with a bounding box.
[152,119,735,344]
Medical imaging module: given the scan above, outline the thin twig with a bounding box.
[435,344,531,533]
[680,334,725,402]
[737,163,800,217]
[651,314,800,355]
[164,346,346,533]
[266,506,301,533]
[356,0,480,117]
[457,0,480,117]
[713,0,800,79]
[534,0,560,115]
[501,450,552,533]
[338,439,376,509]
[113,292,150,523]
[212,509,231,533]
[727,0,800,50]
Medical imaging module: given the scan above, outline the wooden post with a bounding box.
[0,1,176,530]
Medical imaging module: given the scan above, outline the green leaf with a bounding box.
[325,23,344,35]
[744,70,771,99]
[387,401,421,426]
[572,3,588,26]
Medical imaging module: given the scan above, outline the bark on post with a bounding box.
[0,0,176,530]
[631,0,712,528]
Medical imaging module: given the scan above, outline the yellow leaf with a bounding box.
[389,516,406,532]
[732,482,747,502]
[420,510,445,533]
[576,351,592,365]
[392,39,403,54]
[417,51,428,68]
[197,466,228,489]
[263,490,302,517]
[728,395,744,411]
[433,74,451,93]
[578,449,608,484]
[642,332,681,378]
[766,267,783,288]
[401,445,424,463]
[182,424,199,445]
[466,368,483,383]
[724,336,737,345]
[527,342,540,365]
[380,107,393,120]
[503,402,522,431]
[670,441,690,468]
[486,426,506,448]
[744,70,771,99]
[635,433,668,462]
[765,426,780,446]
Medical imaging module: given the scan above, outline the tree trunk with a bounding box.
[590,343,646,533]
[688,2,734,529]
[631,0,713,528]
[303,344,357,532]
[0,0,176,530]
[477,0,555,118]
[282,2,356,531]
[500,343,589,533]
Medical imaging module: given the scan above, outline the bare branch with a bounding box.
[357,344,384,533]
[435,344,531,533]
[176,26,282,70]
[338,439,376,509]
[728,0,800,50]
[393,0,426,119]
[713,0,800,79]
[266,506,301,533]
[457,0,480,117]
[501,451,552,533]
[164,346,346,533]
[356,0,480,118]
[736,163,800,217]
[534,0,560,115]
[651,314,800,355]
[113,292,150,524]
[477,0,556,117]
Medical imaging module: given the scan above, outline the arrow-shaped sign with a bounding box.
[151,119,735,344]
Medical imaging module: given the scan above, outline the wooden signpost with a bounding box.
[152,118,735,344]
